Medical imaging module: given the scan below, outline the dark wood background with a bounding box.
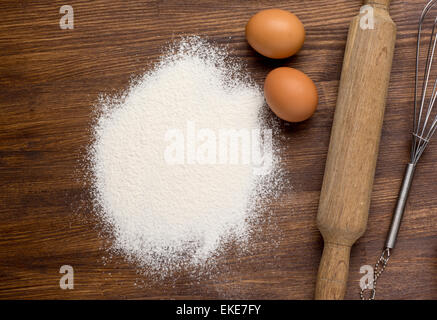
[0,0,436,300]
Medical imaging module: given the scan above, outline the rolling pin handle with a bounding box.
[364,0,391,8]
[315,242,351,300]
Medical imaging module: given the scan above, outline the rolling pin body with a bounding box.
[315,0,396,300]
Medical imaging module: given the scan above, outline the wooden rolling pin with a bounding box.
[315,0,396,300]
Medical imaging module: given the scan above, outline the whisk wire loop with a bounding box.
[413,0,437,164]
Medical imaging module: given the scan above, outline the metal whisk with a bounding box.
[361,0,437,300]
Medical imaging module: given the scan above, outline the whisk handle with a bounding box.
[385,163,416,249]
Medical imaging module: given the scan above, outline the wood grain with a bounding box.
[0,0,436,300]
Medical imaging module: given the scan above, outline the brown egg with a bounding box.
[264,67,318,122]
[246,9,305,59]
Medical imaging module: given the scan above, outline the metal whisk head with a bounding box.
[413,0,437,164]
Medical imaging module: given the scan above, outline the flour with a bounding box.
[90,37,281,276]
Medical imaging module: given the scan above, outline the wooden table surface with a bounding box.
[1,0,436,300]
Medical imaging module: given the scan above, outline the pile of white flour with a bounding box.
[90,37,280,275]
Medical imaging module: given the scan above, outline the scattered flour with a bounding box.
[90,37,281,276]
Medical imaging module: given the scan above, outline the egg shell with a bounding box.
[246,9,305,59]
[264,67,318,122]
